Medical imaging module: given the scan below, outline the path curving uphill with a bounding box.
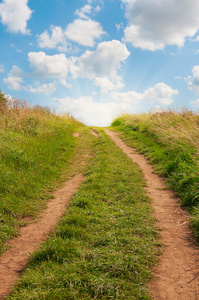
[106,130,199,300]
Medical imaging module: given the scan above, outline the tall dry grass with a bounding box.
[119,109,199,151]
[0,94,80,132]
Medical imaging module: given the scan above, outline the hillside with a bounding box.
[0,93,83,253]
[111,110,199,239]
[1,97,199,299]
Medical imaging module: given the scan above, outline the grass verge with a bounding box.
[111,111,199,240]
[8,129,160,300]
[0,99,85,253]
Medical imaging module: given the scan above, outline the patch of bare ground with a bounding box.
[73,132,80,137]
[106,130,199,300]
[90,129,99,138]
[0,174,84,300]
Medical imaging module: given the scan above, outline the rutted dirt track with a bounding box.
[0,174,84,299]
[0,129,199,299]
[106,130,199,300]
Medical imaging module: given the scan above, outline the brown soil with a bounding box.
[73,132,80,137]
[106,130,199,300]
[0,174,84,299]
[90,129,99,138]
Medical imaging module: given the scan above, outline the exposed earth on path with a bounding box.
[0,174,84,299]
[0,129,198,299]
[106,130,199,300]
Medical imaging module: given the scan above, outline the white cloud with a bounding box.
[0,0,32,34]
[188,66,199,94]
[26,82,56,95]
[65,19,105,47]
[75,4,101,19]
[37,25,68,51]
[123,0,199,50]
[191,99,199,107]
[28,52,69,79]
[143,83,178,105]
[111,90,142,104]
[55,96,131,126]
[59,78,72,89]
[94,77,124,94]
[75,5,92,19]
[38,18,104,50]
[111,83,178,105]
[4,40,129,96]
[3,64,57,95]
[3,66,24,90]
[116,22,123,32]
[70,40,130,80]
[94,5,101,13]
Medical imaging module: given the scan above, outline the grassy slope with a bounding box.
[111,111,199,240]
[8,129,160,300]
[0,100,84,253]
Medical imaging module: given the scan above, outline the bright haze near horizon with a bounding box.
[1,0,199,126]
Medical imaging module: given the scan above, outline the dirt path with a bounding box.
[0,174,84,299]
[106,130,199,300]
[90,128,99,138]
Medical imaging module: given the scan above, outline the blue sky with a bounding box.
[1,0,199,126]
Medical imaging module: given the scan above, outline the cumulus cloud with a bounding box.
[188,66,199,94]
[54,96,131,126]
[111,83,178,105]
[4,40,129,96]
[75,5,92,19]
[65,19,105,47]
[37,26,68,52]
[28,52,69,79]
[3,66,24,90]
[111,90,142,104]
[0,0,32,34]
[75,4,101,19]
[94,77,124,94]
[122,0,199,50]
[26,82,56,95]
[4,64,57,95]
[37,18,105,50]
[70,40,130,80]
[191,99,199,107]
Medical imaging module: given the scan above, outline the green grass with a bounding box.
[111,110,199,240]
[8,129,160,300]
[0,99,85,253]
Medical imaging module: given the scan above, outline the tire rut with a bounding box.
[106,129,199,300]
[0,174,84,299]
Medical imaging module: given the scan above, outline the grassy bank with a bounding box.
[111,111,199,240]
[0,96,84,253]
[8,130,159,300]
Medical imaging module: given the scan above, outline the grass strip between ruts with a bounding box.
[8,129,160,300]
